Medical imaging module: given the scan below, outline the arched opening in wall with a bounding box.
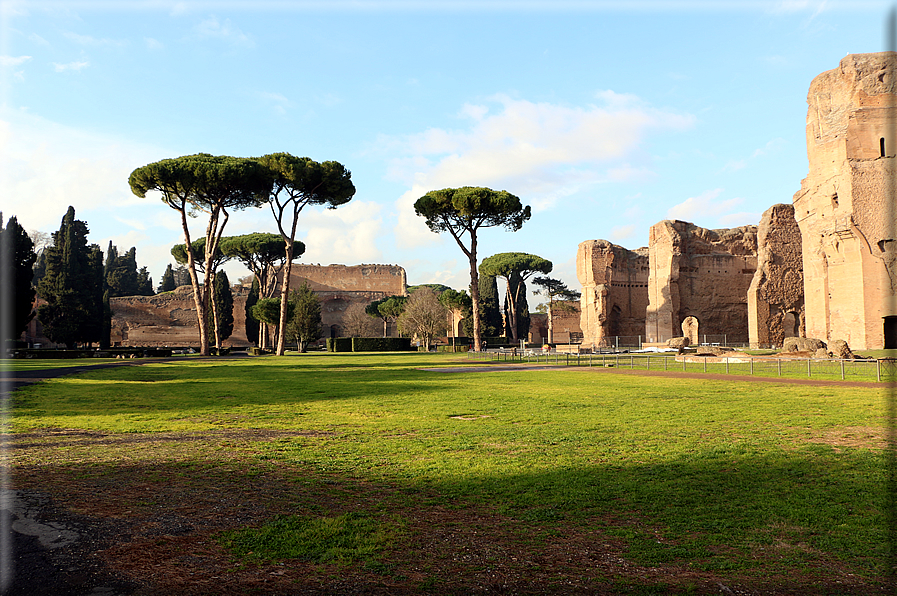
[608,304,623,337]
[882,137,887,157]
[330,324,341,339]
[884,316,897,349]
[783,312,799,339]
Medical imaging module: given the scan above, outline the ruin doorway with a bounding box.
[783,312,799,339]
[330,324,341,339]
[884,316,897,349]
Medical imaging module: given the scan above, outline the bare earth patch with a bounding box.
[804,426,886,450]
[7,427,884,595]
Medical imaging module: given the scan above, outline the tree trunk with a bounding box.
[506,283,518,342]
[547,301,554,344]
[179,208,208,356]
[276,252,292,356]
[210,272,222,350]
[469,234,481,351]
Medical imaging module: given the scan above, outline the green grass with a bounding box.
[4,358,125,371]
[478,350,891,382]
[9,351,889,583]
[218,512,399,563]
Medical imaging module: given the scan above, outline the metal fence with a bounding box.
[467,350,893,383]
[591,335,740,349]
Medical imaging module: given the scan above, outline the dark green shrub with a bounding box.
[351,337,413,352]
[327,338,353,352]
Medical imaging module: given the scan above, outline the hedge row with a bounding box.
[11,348,174,359]
[326,337,414,352]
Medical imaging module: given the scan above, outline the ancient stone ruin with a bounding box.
[107,264,407,347]
[645,221,757,345]
[576,52,897,351]
[576,239,649,348]
[792,52,897,350]
[681,316,699,345]
[747,204,804,348]
[110,285,251,347]
[287,264,407,337]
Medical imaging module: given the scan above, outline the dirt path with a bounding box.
[422,362,890,388]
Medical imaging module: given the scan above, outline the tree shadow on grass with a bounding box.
[11,431,886,595]
[11,360,454,419]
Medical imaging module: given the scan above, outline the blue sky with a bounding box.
[1,1,892,299]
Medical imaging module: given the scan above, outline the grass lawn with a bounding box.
[8,352,889,594]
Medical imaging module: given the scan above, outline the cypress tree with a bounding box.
[158,264,177,292]
[207,270,234,348]
[172,265,191,288]
[477,273,501,338]
[0,214,38,341]
[32,250,47,288]
[136,266,154,296]
[38,207,103,348]
[101,290,112,349]
[104,241,118,283]
[244,277,260,346]
[507,274,530,342]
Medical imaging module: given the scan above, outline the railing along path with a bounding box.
[466,349,893,382]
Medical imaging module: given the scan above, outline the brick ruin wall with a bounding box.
[645,221,758,344]
[287,264,407,334]
[572,52,896,350]
[576,239,650,348]
[747,204,805,348]
[528,306,583,344]
[110,285,252,347]
[107,264,408,347]
[792,52,897,349]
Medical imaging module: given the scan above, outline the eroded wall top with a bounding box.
[289,264,407,295]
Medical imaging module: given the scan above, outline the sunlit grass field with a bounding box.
[8,352,889,589]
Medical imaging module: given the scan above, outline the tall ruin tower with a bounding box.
[792,52,897,350]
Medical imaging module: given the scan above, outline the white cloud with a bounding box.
[194,16,253,47]
[723,137,785,173]
[666,188,745,225]
[607,163,654,182]
[292,200,384,265]
[256,91,291,115]
[611,224,636,241]
[63,31,125,47]
[144,37,164,50]
[170,2,189,16]
[52,61,89,72]
[768,1,827,14]
[114,215,148,231]
[403,257,468,289]
[722,159,746,172]
[387,93,694,247]
[0,55,31,67]
[718,211,762,228]
[751,137,786,158]
[0,107,169,234]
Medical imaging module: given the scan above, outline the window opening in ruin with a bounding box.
[881,137,886,157]
[885,316,897,350]
[831,192,838,207]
